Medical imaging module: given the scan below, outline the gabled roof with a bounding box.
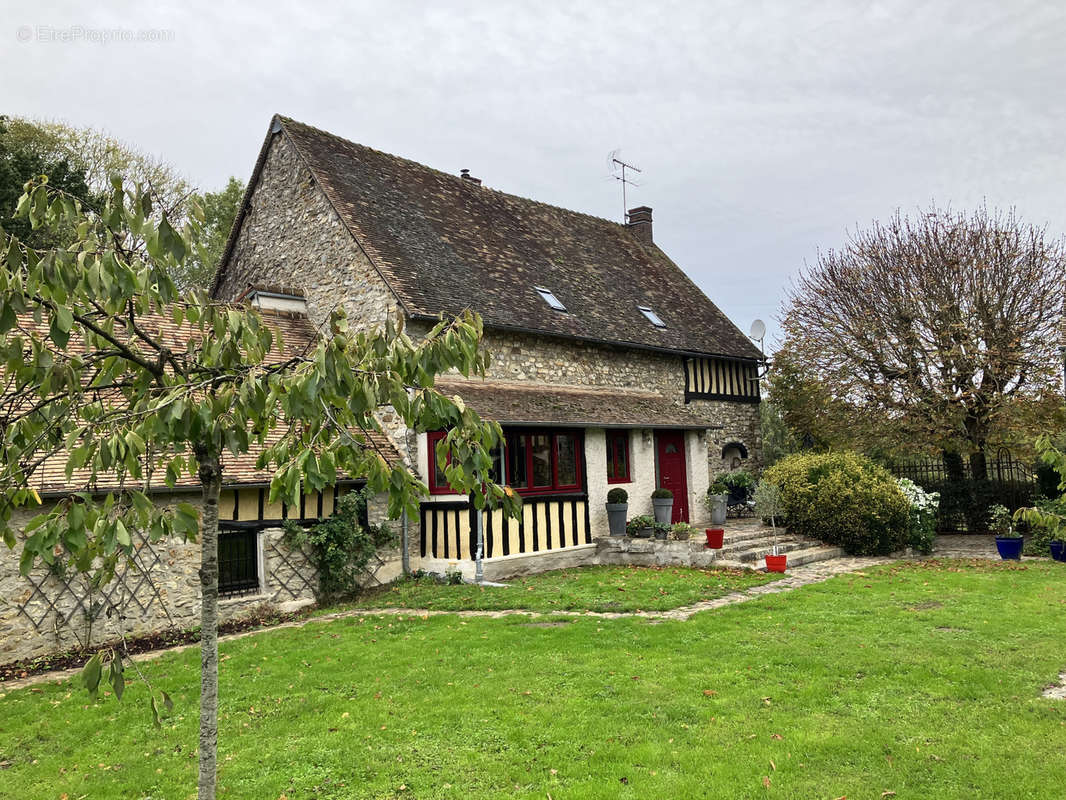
[216,115,762,362]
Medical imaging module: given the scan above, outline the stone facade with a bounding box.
[217,132,401,337]
[0,496,403,667]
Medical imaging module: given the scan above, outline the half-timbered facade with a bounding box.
[213,115,764,576]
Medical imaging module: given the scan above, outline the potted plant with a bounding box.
[653,521,671,541]
[989,504,1023,560]
[671,522,695,541]
[606,487,629,537]
[627,515,656,538]
[1013,502,1066,562]
[651,487,674,524]
[705,481,728,525]
[754,480,786,572]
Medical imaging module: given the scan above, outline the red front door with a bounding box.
[656,431,689,523]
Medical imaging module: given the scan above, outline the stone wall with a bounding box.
[0,493,402,667]
[217,131,401,337]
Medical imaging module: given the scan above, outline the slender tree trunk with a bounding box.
[196,449,222,800]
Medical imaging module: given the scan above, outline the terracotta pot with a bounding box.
[705,528,724,549]
[765,554,787,573]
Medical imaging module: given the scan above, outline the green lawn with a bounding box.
[348,564,780,613]
[1,560,1065,799]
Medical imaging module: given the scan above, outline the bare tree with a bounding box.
[778,205,1066,478]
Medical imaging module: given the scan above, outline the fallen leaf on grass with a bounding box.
[771,733,783,740]
[762,776,771,788]
[703,690,717,696]
[881,792,896,798]
[770,759,776,771]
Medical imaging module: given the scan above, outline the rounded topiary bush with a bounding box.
[762,452,910,555]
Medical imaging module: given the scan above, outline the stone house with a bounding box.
[212,115,764,578]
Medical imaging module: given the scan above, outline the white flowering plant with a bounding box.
[897,477,939,553]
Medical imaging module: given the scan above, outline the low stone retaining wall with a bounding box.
[594,536,719,568]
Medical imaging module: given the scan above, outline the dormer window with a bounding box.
[638,305,666,328]
[535,287,567,312]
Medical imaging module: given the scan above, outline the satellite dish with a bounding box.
[749,319,766,341]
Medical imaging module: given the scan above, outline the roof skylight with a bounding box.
[535,287,567,312]
[638,305,667,328]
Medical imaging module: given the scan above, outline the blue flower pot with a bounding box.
[1050,540,1066,562]
[995,536,1024,560]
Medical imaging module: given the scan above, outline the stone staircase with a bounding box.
[594,518,843,571]
[710,519,844,570]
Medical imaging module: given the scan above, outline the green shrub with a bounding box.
[763,452,910,556]
[283,489,395,601]
[896,477,938,554]
[651,488,673,500]
[606,487,628,504]
[627,515,655,535]
[1016,497,1065,555]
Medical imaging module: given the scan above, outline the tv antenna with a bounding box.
[606,149,642,222]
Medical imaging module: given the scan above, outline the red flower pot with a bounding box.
[705,528,724,549]
[765,554,787,573]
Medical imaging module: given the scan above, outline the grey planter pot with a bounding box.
[606,503,628,536]
[652,497,674,524]
[708,494,727,525]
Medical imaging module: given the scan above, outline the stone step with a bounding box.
[719,527,791,545]
[716,545,844,571]
[717,536,806,559]
[734,540,825,562]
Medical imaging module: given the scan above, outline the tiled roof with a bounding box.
[435,378,721,429]
[6,308,402,495]
[222,115,763,362]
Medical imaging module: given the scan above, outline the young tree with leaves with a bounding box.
[778,205,1066,478]
[0,175,520,800]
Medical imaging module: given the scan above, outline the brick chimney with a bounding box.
[626,206,653,244]
[460,168,482,186]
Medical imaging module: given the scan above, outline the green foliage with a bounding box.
[712,470,756,501]
[181,177,244,290]
[895,478,938,554]
[987,504,1014,538]
[752,480,783,527]
[283,489,395,601]
[651,487,673,499]
[759,395,800,468]
[626,514,655,535]
[652,521,671,538]
[670,521,696,540]
[0,116,94,249]
[1014,434,1066,555]
[606,487,628,504]
[763,451,910,555]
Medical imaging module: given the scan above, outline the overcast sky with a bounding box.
[5,1,1065,348]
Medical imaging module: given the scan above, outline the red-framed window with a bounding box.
[606,430,631,484]
[427,431,451,494]
[504,429,583,495]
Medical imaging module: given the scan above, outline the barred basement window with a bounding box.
[218,529,260,597]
